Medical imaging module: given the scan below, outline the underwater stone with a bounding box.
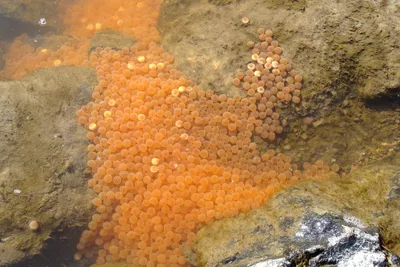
[247,214,391,267]
[159,0,399,99]
[89,29,136,53]
[0,0,61,27]
[191,164,400,266]
[0,66,96,265]
[295,214,388,267]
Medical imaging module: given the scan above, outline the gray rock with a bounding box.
[293,214,387,267]
[190,164,400,266]
[249,213,391,267]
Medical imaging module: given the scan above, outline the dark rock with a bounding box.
[0,13,53,42]
[391,254,400,266]
[293,214,387,267]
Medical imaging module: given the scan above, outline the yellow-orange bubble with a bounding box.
[150,166,158,173]
[127,62,135,70]
[89,123,97,131]
[157,63,165,69]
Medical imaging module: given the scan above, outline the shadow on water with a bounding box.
[364,87,400,111]
[11,228,91,267]
[0,14,54,41]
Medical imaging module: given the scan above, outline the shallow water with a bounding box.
[0,0,399,267]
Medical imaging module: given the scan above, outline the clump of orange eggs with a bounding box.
[0,35,90,79]
[62,0,163,43]
[74,29,339,265]
[231,28,303,141]
[0,0,162,80]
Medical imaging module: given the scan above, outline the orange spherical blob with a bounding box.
[29,220,39,230]
[292,96,301,104]
[233,78,241,87]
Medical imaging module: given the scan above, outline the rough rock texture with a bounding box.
[89,29,136,53]
[190,164,400,266]
[0,66,96,266]
[160,0,399,98]
[159,0,400,172]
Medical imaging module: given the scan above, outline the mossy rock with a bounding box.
[0,66,96,265]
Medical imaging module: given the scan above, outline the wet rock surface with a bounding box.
[159,0,400,172]
[287,214,389,267]
[0,0,63,29]
[190,164,400,266]
[89,29,136,53]
[247,214,393,267]
[160,0,399,99]
[0,66,96,266]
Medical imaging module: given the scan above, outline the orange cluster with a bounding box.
[0,35,90,79]
[230,28,303,141]
[74,31,338,265]
[0,0,162,80]
[235,29,302,106]
[63,0,163,43]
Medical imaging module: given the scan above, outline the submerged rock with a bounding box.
[0,66,96,265]
[160,0,399,99]
[89,29,136,53]
[159,0,400,173]
[0,0,62,28]
[190,164,400,266]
